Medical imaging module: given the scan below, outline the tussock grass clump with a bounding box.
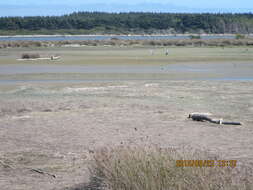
[89,146,252,190]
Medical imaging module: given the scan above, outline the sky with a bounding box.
[0,0,252,17]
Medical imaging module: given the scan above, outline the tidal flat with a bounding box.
[0,46,253,189]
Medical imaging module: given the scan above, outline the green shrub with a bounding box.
[235,34,245,40]
[189,35,201,39]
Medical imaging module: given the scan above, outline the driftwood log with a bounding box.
[30,168,56,178]
[0,159,15,169]
[0,159,56,178]
[189,113,242,125]
[17,56,60,61]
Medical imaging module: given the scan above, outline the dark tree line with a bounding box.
[1,12,253,34]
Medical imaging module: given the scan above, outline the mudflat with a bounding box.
[1,46,253,82]
[0,81,253,189]
[0,46,253,190]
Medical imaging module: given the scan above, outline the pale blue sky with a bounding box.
[0,0,252,16]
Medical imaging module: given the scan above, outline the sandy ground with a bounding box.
[0,80,253,190]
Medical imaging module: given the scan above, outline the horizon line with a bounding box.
[1,11,253,18]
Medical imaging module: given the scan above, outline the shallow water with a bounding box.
[0,63,212,75]
[0,62,253,84]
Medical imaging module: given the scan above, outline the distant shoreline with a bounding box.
[1,36,253,48]
[0,34,244,38]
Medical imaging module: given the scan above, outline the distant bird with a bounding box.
[165,49,169,56]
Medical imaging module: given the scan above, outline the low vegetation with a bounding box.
[0,41,43,49]
[189,35,201,39]
[89,146,252,190]
[236,34,246,39]
[1,38,253,49]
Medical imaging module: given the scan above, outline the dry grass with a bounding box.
[89,146,253,190]
[1,39,253,49]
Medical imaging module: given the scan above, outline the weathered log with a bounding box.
[0,159,15,169]
[189,113,242,125]
[0,159,56,178]
[220,121,242,125]
[188,112,212,119]
[190,114,212,122]
[30,168,56,178]
[17,56,60,61]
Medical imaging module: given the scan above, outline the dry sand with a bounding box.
[0,80,253,190]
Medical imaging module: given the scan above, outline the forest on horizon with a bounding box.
[0,12,253,35]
